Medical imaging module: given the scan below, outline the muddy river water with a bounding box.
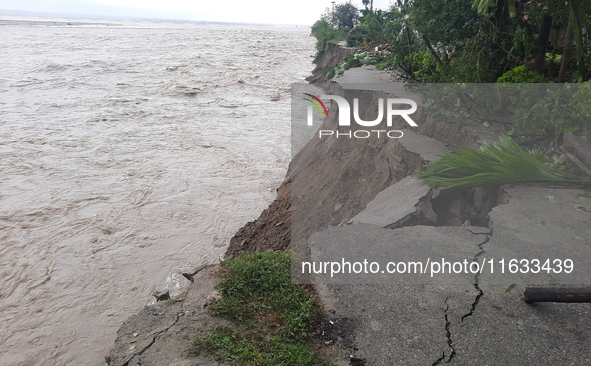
[0,16,315,365]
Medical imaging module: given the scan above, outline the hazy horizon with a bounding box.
[0,8,310,26]
[0,0,392,26]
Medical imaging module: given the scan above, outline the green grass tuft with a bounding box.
[192,251,324,365]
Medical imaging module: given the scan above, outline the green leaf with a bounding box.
[412,135,589,189]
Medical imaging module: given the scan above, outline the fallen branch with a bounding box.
[422,35,444,69]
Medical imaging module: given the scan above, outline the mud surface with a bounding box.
[106,266,229,366]
[306,42,356,84]
[225,182,292,258]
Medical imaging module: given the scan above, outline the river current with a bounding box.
[0,15,316,365]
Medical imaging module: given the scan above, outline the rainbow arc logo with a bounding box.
[302,93,328,118]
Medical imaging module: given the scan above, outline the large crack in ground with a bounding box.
[431,228,493,365]
[120,309,183,366]
[427,202,496,364]
[433,297,456,365]
[461,228,492,323]
[386,185,501,231]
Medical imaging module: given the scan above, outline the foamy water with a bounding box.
[0,16,315,365]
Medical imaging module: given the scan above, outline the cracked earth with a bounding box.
[106,266,228,366]
[434,230,492,365]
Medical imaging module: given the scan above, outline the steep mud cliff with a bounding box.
[306,42,356,84]
[226,83,495,259]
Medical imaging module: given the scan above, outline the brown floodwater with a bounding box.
[0,16,315,365]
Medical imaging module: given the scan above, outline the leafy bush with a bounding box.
[497,65,548,83]
[566,83,591,140]
[412,50,439,79]
[347,23,371,47]
[324,54,366,80]
[311,20,349,56]
[346,9,403,47]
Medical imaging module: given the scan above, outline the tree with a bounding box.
[319,7,334,27]
[362,0,369,11]
[361,0,373,11]
[334,2,359,29]
[411,0,478,44]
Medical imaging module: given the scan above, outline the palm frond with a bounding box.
[412,135,589,189]
[472,0,497,15]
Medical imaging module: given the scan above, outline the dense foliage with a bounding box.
[310,19,348,55]
[311,1,591,143]
[312,0,591,83]
[310,1,361,55]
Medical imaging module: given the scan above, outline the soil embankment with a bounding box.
[306,42,356,84]
[227,83,483,259]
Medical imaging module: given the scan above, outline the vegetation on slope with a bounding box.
[313,1,591,84]
[192,252,324,365]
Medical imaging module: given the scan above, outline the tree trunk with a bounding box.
[570,0,586,77]
[422,35,444,69]
[557,14,574,83]
[397,0,413,75]
[534,14,553,74]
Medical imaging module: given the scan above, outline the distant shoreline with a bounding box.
[0,10,311,27]
[0,19,122,26]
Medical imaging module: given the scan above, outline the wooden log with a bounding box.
[524,287,591,303]
[557,14,574,83]
[561,148,591,177]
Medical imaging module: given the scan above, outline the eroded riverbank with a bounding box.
[107,43,591,366]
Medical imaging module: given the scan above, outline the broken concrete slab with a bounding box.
[451,284,591,365]
[347,183,591,285]
[305,224,489,285]
[480,185,591,285]
[336,66,423,103]
[315,283,478,365]
[316,281,591,365]
[349,176,434,228]
[312,184,591,365]
[398,128,451,162]
[337,65,394,85]
[341,118,476,231]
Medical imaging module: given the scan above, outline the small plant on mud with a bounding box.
[192,251,324,365]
